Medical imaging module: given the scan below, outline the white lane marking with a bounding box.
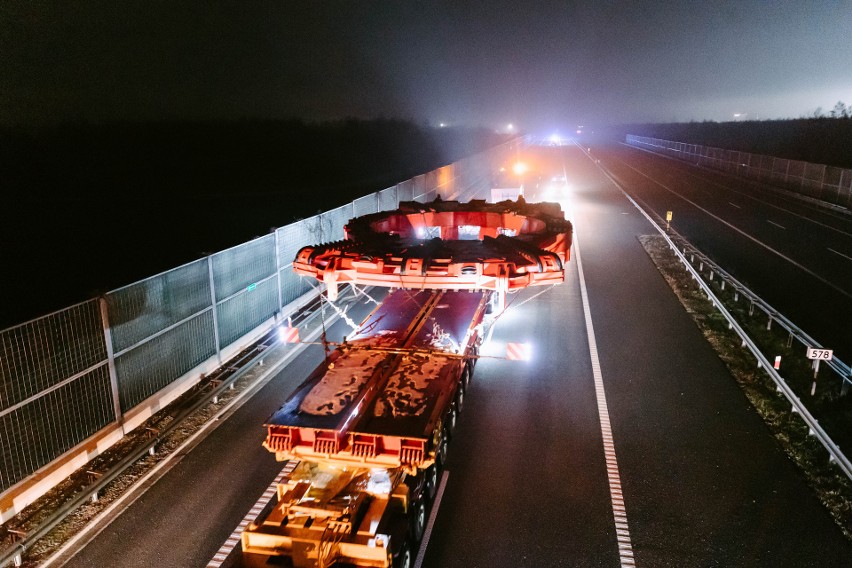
[40,292,364,568]
[728,202,741,208]
[766,219,786,229]
[206,460,299,567]
[828,247,852,262]
[414,471,450,568]
[573,232,637,568]
[613,158,852,300]
[623,142,852,238]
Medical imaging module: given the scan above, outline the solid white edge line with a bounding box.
[203,463,295,568]
[573,232,637,568]
[413,471,450,568]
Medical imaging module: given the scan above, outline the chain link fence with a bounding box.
[626,135,852,208]
[0,137,520,509]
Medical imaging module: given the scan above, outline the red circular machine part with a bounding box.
[294,198,573,300]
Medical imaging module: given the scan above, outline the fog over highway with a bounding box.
[55,143,851,568]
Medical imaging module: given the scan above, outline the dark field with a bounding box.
[0,119,507,328]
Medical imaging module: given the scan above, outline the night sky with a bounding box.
[2,1,851,131]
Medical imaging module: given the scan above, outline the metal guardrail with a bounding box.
[583,144,852,481]
[663,236,852,479]
[672,238,851,392]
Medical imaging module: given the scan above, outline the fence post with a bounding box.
[207,256,222,365]
[99,297,124,427]
[840,169,851,208]
[274,229,283,312]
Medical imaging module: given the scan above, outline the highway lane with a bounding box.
[422,144,851,566]
[423,261,618,567]
[594,143,852,362]
[56,145,851,567]
[58,292,383,568]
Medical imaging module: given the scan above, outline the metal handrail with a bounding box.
[661,235,852,480]
[586,146,852,481]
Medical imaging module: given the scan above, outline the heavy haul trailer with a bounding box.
[240,288,492,568]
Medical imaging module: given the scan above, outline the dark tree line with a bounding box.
[0,119,508,328]
[811,101,850,119]
[1,118,507,218]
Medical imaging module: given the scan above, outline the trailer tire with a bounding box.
[425,465,438,501]
[455,383,465,412]
[411,500,426,543]
[462,366,471,388]
[445,407,457,439]
[394,539,413,568]
[435,433,448,471]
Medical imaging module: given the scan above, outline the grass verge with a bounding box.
[639,234,852,541]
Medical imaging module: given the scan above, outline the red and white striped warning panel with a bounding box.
[278,326,299,343]
[506,342,532,361]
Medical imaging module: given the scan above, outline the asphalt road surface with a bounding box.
[59,144,851,567]
[419,145,850,567]
[593,142,852,363]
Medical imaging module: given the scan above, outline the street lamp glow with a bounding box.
[512,161,528,176]
[507,123,514,131]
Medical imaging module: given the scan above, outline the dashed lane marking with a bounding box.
[767,219,786,229]
[414,471,450,568]
[728,202,741,208]
[828,247,852,262]
[206,460,299,568]
[611,157,851,300]
[573,232,637,568]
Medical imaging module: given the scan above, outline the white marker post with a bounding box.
[666,210,673,232]
[806,348,833,396]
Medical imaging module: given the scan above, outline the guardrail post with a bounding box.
[786,332,793,348]
[749,302,755,316]
[734,291,739,302]
[207,256,223,365]
[99,297,124,428]
[766,316,773,331]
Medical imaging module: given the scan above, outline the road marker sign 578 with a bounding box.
[806,348,833,360]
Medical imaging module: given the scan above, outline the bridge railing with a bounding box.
[625,135,852,209]
[0,137,519,522]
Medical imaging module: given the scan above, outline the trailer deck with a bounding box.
[264,289,489,469]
